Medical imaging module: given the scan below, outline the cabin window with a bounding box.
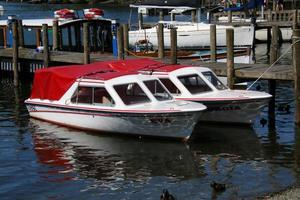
[159,78,181,95]
[71,86,114,106]
[144,80,173,101]
[93,87,115,106]
[178,74,212,94]
[202,71,227,90]
[114,82,150,105]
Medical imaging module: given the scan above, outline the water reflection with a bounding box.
[27,119,296,199]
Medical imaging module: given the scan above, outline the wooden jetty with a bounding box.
[0,10,300,126]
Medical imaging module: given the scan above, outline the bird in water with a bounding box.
[260,118,268,127]
[210,181,226,192]
[160,189,176,200]
[277,104,291,114]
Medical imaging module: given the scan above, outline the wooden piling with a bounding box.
[138,12,143,29]
[268,25,279,129]
[159,10,164,21]
[210,24,216,62]
[36,28,41,48]
[117,25,124,60]
[270,25,279,64]
[293,10,298,30]
[228,11,232,23]
[191,10,196,23]
[226,28,234,89]
[3,27,6,48]
[52,19,58,51]
[42,24,49,68]
[293,29,300,125]
[83,22,90,64]
[123,24,129,56]
[17,20,24,48]
[171,13,175,21]
[157,23,164,59]
[268,9,272,21]
[170,28,177,65]
[12,22,18,87]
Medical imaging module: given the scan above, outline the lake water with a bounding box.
[0,3,299,200]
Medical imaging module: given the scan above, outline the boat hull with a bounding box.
[129,25,254,49]
[256,28,292,42]
[191,99,269,124]
[26,103,200,140]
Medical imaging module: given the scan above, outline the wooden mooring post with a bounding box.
[293,29,300,125]
[157,23,164,59]
[83,22,90,64]
[228,11,232,23]
[268,25,279,129]
[138,13,143,29]
[210,24,216,62]
[293,10,299,30]
[12,22,19,87]
[42,24,49,67]
[17,20,24,48]
[226,28,234,89]
[191,10,196,23]
[159,10,164,21]
[170,28,177,65]
[123,24,129,56]
[117,25,124,60]
[52,19,59,51]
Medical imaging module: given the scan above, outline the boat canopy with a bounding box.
[30,61,137,101]
[30,58,191,101]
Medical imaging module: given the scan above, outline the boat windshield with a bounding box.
[159,78,181,95]
[144,80,173,101]
[114,82,151,105]
[202,71,227,90]
[178,74,212,94]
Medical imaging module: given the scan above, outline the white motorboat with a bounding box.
[25,63,206,140]
[218,16,292,42]
[129,21,255,49]
[107,58,271,124]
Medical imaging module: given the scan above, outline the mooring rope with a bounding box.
[246,38,300,90]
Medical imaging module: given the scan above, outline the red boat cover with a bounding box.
[29,58,187,101]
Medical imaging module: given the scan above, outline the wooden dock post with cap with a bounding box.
[12,22,19,87]
[226,28,234,89]
[170,28,177,65]
[157,23,164,59]
[210,24,216,62]
[83,22,90,64]
[293,29,300,125]
[42,24,49,67]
